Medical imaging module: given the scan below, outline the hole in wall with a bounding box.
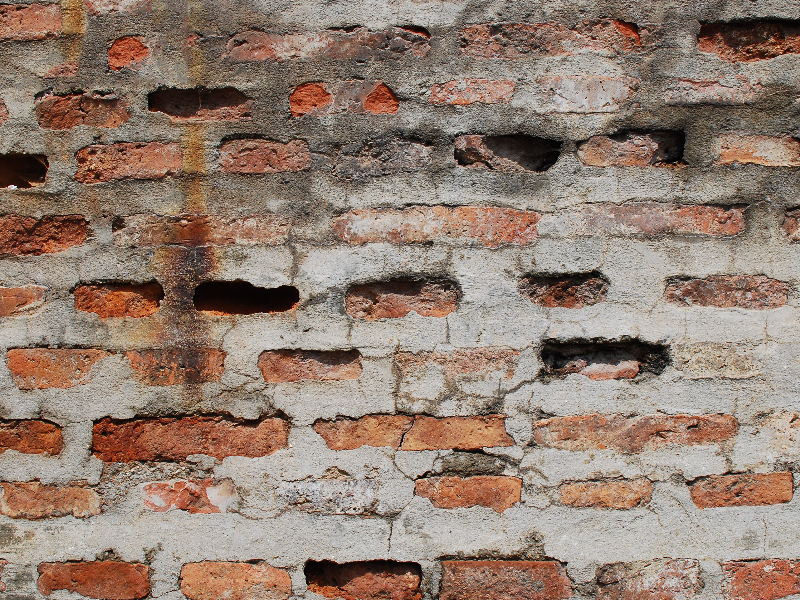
[193,281,299,315]
[0,154,48,188]
[539,339,669,381]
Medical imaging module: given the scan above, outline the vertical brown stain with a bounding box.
[60,0,86,35]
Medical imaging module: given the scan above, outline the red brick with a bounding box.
[577,132,683,167]
[218,139,310,174]
[0,420,62,455]
[75,142,181,183]
[454,135,561,172]
[149,87,252,122]
[689,473,793,508]
[38,562,149,599]
[414,475,521,512]
[430,79,515,105]
[74,282,163,318]
[460,20,640,58]
[784,210,800,242]
[722,560,800,600]
[559,478,653,509]
[395,348,518,380]
[35,92,129,130]
[0,285,46,317]
[125,348,225,385]
[143,479,236,513]
[7,348,111,390]
[533,414,738,453]
[225,27,430,62]
[0,215,88,256]
[718,134,800,167]
[258,349,362,383]
[558,203,745,237]
[598,559,701,600]
[92,416,289,461]
[112,214,290,247]
[664,275,789,309]
[401,415,514,451]
[306,560,421,600]
[333,206,540,248]
[108,36,149,71]
[520,274,608,308]
[440,560,571,600]
[0,4,61,42]
[314,415,413,450]
[290,81,398,117]
[85,0,150,15]
[0,98,8,125]
[698,21,800,62]
[346,279,458,320]
[665,76,763,105]
[0,482,100,519]
[0,558,6,592]
[181,562,291,600]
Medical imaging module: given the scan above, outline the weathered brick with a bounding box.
[314,415,414,450]
[559,478,653,509]
[290,81,398,116]
[665,275,788,309]
[279,479,378,514]
[0,285,46,317]
[414,475,522,512]
[0,420,62,455]
[0,98,8,125]
[0,3,61,42]
[85,0,150,15]
[143,479,237,513]
[689,473,793,508]
[0,215,88,256]
[672,343,760,380]
[520,274,608,308]
[718,134,800,167]
[7,348,111,390]
[401,415,514,451]
[0,558,6,592]
[429,79,515,105]
[333,139,430,179]
[440,560,571,600]
[460,20,641,58]
[306,560,422,600]
[547,203,745,237]
[722,560,800,600]
[35,92,129,130]
[218,139,310,174]
[0,482,100,519]
[225,27,430,61]
[258,349,362,383]
[125,348,225,385]
[45,62,78,77]
[698,21,800,62]
[108,36,149,71]
[665,76,763,105]
[332,206,540,248]
[535,76,638,113]
[784,209,800,242]
[92,416,289,461]
[181,562,292,600]
[149,87,252,122]
[74,282,163,319]
[533,414,738,453]
[577,132,684,167]
[454,135,561,172]
[75,142,181,183]
[38,562,149,599]
[395,348,519,380]
[346,279,459,320]
[598,559,701,600]
[113,214,290,247]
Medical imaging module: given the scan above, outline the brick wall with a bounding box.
[0,1,799,599]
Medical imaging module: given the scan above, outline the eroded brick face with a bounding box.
[689,473,794,508]
[74,282,163,318]
[718,134,800,167]
[35,93,129,129]
[0,4,61,41]
[125,348,225,385]
[75,142,181,183]
[664,275,789,309]
[92,416,289,461]
[7,348,111,389]
[38,562,150,599]
[598,560,702,600]
[305,561,422,600]
[0,285,46,317]
[698,21,800,62]
[181,562,292,600]
[429,79,515,105]
[559,478,653,509]
[401,415,514,451]
[520,274,608,308]
[290,81,398,116]
[722,560,800,600]
[112,214,290,247]
[143,479,237,514]
[0,482,100,519]
[440,561,571,600]
[108,36,150,70]
[0,420,62,455]
[218,139,311,174]
[345,279,459,319]
[258,349,362,382]
[314,415,414,450]
[414,476,522,512]
[0,215,88,256]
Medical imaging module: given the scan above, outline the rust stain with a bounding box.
[60,0,86,35]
